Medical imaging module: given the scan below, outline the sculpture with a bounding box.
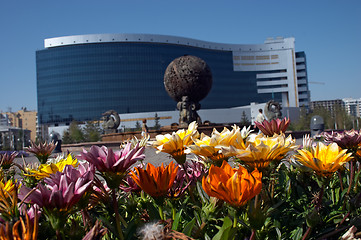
[264,100,282,121]
[102,110,120,134]
[164,55,212,128]
[177,96,202,127]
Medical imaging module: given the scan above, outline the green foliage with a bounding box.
[62,121,84,144]
[83,121,101,142]
[240,111,250,126]
[62,121,101,144]
[291,104,355,131]
[135,121,142,131]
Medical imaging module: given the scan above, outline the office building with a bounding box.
[36,34,310,126]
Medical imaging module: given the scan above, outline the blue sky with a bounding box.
[0,0,360,112]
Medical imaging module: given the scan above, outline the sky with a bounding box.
[0,0,360,112]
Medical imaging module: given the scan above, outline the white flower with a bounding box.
[138,222,165,240]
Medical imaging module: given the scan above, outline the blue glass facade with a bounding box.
[37,42,280,124]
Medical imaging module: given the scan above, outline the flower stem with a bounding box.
[338,170,344,192]
[315,184,324,211]
[302,227,312,240]
[158,205,164,220]
[112,190,124,240]
[347,160,355,195]
[353,163,361,193]
[249,229,256,240]
[233,211,237,228]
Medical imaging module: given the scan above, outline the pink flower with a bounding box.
[79,143,145,189]
[168,160,207,198]
[255,117,290,137]
[79,143,145,174]
[323,130,361,151]
[119,175,142,193]
[19,165,93,212]
[0,152,18,169]
[183,160,207,185]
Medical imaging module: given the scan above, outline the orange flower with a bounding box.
[202,161,262,207]
[130,162,179,198]
[0,212,39,240]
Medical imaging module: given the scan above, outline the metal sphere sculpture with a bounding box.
[164,55,213,127]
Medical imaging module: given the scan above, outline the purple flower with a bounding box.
[255,117,290,137]
[79,143,145,189]
[119,175,142,193]
[79,143,145,174]
[323,130,361,151]
[0,152,18,169]
[168,160,207,198]
[184,160,207,185]
[19,165,93,212]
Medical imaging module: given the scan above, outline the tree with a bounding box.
[135,121,142,131]
[83,121,101,142]
[62,121,84,143]
[62,130,73,144]
[240,111,250,126]
[154,113,161,130]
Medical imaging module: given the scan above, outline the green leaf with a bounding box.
[291,227,303,240]
[172,209,183,231]
[182,217,196,236]
[212,216,236,240]
[197,181,209,203]
[275,228,282,240]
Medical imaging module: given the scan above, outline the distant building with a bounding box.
[37,34,310,128]
[4,108,37,142]
[310,99,344,115]
[295,52,310,108]
[342,98,361,118]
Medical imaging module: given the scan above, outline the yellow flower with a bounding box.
[25,154,78,180]
[227,133,296,170]
[295,142,352,178]
[202,161,262,207]
[0,179,18,220]
[153,121,199,164]
[187,126,245,165]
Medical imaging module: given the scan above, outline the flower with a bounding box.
[19,165,93,213]
[79,143,145,174]
[26,141,57,164]
[255,117,290,137]
[82,220,107,240]
[127,134,150,148]
[0,210,39,240]
[130,162,179,198]
[302,134,315,151]
[138,222,165,240]
[183,159,207,185]
[119,174,142,193]
[79,143,145,188]
[323,129,361,152]
[295,142,353,178]
[225,133,296,170]
[152,121,199,164]
[168,169,189,198]
[0,152,18,169]
[240,125,253,140]
[187,126,244,165]
[202,161,262,207]
[0,179,18,220]
[25,154,78,180]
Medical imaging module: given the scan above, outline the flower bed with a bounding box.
[0,120,360,239]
